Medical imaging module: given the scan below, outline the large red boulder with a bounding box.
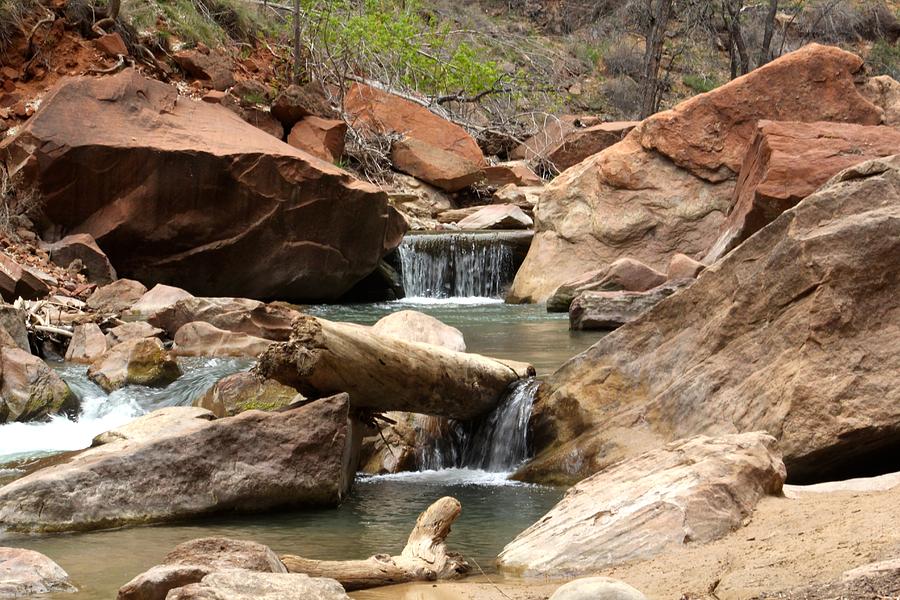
[0,71,406,302]
[287,116,347,163]
[707,120,900,260]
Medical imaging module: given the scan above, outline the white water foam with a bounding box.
[395,296,505,306]
[359,467,531,487]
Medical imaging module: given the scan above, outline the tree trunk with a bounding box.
[726,0,750,77]
[108,0,121,20]
[639,0,674,119]
[292,0,301,83]
[281,496,470,590]
[758,0,778,67]
[254,316,534,420]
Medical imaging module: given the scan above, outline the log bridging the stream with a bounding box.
[281,496,470,590]
[254,315,534,420]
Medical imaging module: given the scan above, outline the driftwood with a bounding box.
[255,315,533,420]
[282,496,469,590]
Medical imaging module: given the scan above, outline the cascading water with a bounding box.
[397,233,515,299]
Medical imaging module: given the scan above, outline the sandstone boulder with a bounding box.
[666,253,705,280]
[173,49,234,91]
[46,233,117,284]
[287,117,346,163]
[510,115,602,161]
[148,297,299,340]
[492,184,542,211]
[0,395,359,533]
[92,406,214,446]
[508,44,886,303]
[386,174,454,230]
[482,161,542,187]
[546,257,667,313]
[371,310,466,352]
[65,322,108,363]
[0,347,76,424]
[345,83,484,167]
[195,371,298,418]
[106,321,165,346]
[544,121,638,172]
[862,75,900,126]
[165,571,350,600]
[85,279,148,314]
[0,305,29,352]
[436,206,482,224]
[569,280,691,330]
[707,120,900,261]
[271,82,334,129]
[118,537,287,600]
[549,577,648,600]
[0,70,405,302]
[0,253,49,302]
[173,322,272,358]
[499,433,785,576]
[93,32,128,58]
[391,137,483,192]
[0,547,76,597]
[456,204,533,230]
[123,284,195,320]
[87,338,182,392]
[516,155,900,485]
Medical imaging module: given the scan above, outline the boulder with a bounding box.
[287,117,346,163]
[549,577,648,600]
[93,32,128,58]
[118,537,287,600]
[147,297,300,340]
[165,571,350,600]
[106,321,164,346]
[173,49,234,91]
[85,279,148,314]
[508,44,886,303]
[227,104,284,140]
[666,253,705,280]
[0,347,77,424]
[371,310,466,352]
[482,161,542,187]
[385,174,453,230]
[706,120,900,261]
[456,204,533,230]
[391,137,483,192]
[754,558,900,599]
[123,284,195,320]
[174,322,272,358]
[510,115,602,161]
[516,155,900,485]
[345,83,484,167]
[0,253,49,302]
[492,184,542,211]
[87,338,182,392]
[499,433,785,576]
[436,206,482,224]
[92,406,214,446]
[0,305,29,352]
[0,547,76,597]
[195,371,298,418]
[862,75,900,126]
[569,280,691,330]
[271,82,334,129]
[546,258,668,313]
[0,70,405,302]
[544,121,638,172]
[46,233,117,284]
[0,395,359,533]
[65,322,108,363]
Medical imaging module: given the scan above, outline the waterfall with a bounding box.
[417,378,540,473]
[397,233,515,299]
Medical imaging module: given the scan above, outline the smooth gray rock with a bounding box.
[164,571,350,600]
[550,577,648,600]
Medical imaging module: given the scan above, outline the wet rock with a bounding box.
[148,297,300,340]
[195,372,298,418]
[482,161,542,187]
[569,280,692,330]
[123,284,195,320]
[456,204,533,230]
[372,310,466,352]
[287,116,346,163]
[0,253,50,302]
[0,305,29,352]
[499,433,785,576]
[87,338,182,392]
[0,70,405,301]
[666,253,705,280]
[271,82,334,129]
[0,395,359,533]
[118,537,287,600]
[173,49,234,91]
[517,155,900,485]
[174,322,272,358]
[0,547,76,597]
[106,321,164,346]
[46,233,117,285]
[65,323,108,363]
[549,577,648,600]
[0,347,77,424]
[165,571,350,600]
[391,137,483,192]
[547,258,668,313]
[85,279,148,314]
[93,407,214,446]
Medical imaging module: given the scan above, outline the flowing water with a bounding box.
[0,300,605,599]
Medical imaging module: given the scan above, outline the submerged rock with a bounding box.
[0,395,359,533]
[499,433,785,576]
[87,338,182,392]
[0,347,77,424]
[0,547,76,597]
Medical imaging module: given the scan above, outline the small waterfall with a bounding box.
[417,378,540,473]
[398,233,515,299]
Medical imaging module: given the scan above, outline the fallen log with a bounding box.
[281,496,469,590]
[254,316,533,420]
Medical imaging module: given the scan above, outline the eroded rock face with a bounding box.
[508,44,886,303]
[165,571,350,600]
[0,547,76,597]
[499,433,785,576]
[87,338,182,392]
[195,372,298,418]
[0,70,405,302]
[0,347,76,424]
[0,395,359,533]
[517,156,900,485]
[173,322,272,358]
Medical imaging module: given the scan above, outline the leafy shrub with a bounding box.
[869,39,900,79]
[0,0,35,52]
[682,74,719,94]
